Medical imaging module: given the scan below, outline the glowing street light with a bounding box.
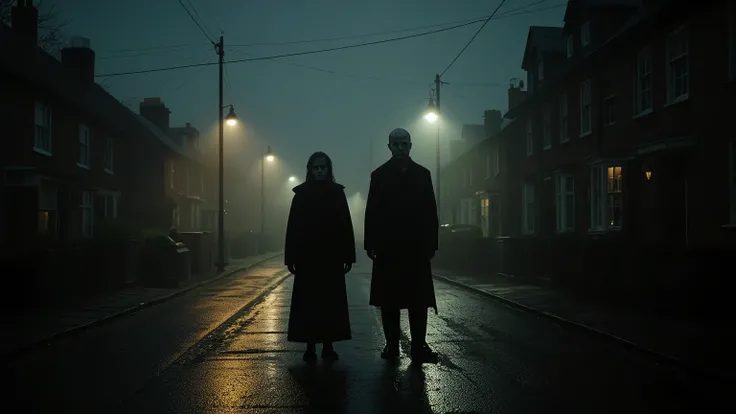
[288,176,297,182]
[265,153,275,162]
[224,105,238,126]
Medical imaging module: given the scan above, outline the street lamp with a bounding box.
[215,34,239,272]
[288,176,297,182]
[260,146,275,253]
[225,105,238,127]
[424,73,444,219]
[424,99,438,123]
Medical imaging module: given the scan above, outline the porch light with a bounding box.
[645,170,652,180]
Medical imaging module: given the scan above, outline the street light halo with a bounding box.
[266,154,275,162]
[424,112,438,123]
[288,176,296,182]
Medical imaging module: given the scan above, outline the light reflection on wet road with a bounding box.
[120,258,714,413]
[5,257,720,413]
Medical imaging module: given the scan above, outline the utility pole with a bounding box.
[216,35,226,273]
[261,147,266,238]
[434,73,441,220]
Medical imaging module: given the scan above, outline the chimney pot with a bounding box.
[11,0,39,46]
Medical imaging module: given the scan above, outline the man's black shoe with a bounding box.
[410,342,438,363]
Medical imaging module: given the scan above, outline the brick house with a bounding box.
[503,0,736,288]
[440,84,527,239]
[0,1,215,261]
[136,98,216,233]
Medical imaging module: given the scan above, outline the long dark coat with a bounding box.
[364,157,439,313]
[284,181,356,343]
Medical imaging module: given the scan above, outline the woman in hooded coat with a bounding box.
[284,151,356,362]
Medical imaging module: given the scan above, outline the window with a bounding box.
[590,163,623,230]
[480,198,490,237]
[730,140,736,224]
[559,93,569,143]
[522,182,535,234]
[168,160,175,189]
[81,190,93,238]
[200,174,205,196]
[580,79,592,136]
[581,21,591,47]
[463,168,469,187]
[634,47,653,115]
[555,174,575,232]
[566,35,573,58]
[485,153,491,179]
[604,94,617,125]
[78,124,90,168]
[469,167,474,186]
[38,184,57,237]
[104,137,114,173]
[538,54,544,81]
[543,104,552,149]
[103,195,118,219]
[493,148,500,176]
[34,102,52,154]
[666,28,689,103]
[489,194,501,236]
[526,118,534,156]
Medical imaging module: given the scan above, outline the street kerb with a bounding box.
[3,252,285,360]
[432,272,730,383]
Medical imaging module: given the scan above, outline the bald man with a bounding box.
[364,128,439,363]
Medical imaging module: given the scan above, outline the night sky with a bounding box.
[47,0,564,199]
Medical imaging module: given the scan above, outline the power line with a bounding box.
[95,0,562,55]
[176,0,215,44]
[95,18,485,78]
[441,0,509,77]
[185,0,217,39]
[229,0,557,48]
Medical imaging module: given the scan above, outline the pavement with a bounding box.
[4,255,723,413]
[0,251,283,357]
[432,268,735,380]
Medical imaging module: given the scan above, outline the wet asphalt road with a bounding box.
[4,256,724,413]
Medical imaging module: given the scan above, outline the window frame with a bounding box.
[666,26,689,104]
[80,190,94,238]
[634,47,653,116]
[566,35,573,58]
[77,124,91,169]
[559,93,569,143]
[103,136,114,174]
[493,147,500,176]
[555,173,575,232]
[581,21,591,47]
[604,94,617,125]
[580,79,592,136]
[589,163,624,231]
[34,102,52,155]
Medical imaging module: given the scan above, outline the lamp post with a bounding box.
[424,73,444,219]
[260,146,275,253]
[216,35,238,273]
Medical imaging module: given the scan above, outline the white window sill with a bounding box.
[556,229,575,234]
[633,108,653,119]
[543,145,552,150]
[560,138,570,144]
[664,95,689,107]
[33,147,52,156]
[579,131,592,138]
[526,153,533,157]
[104,168,114,175]
[721,224,736,229]
[77,163,90,170]
[604,121,617,127]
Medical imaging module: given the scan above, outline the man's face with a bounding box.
[311,157,328,181]
[388,136,412,158]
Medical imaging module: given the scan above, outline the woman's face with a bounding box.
[311,157,328,181]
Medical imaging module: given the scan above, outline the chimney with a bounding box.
[139,97,171,133]
[11,0,39,46]
[61,37,96,84]
[483,110,502,137]
[508,83,528,112]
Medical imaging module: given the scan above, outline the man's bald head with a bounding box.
[388,128,412,158]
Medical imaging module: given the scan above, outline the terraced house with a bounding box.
[504,0,736,285]
[0,1,215,261]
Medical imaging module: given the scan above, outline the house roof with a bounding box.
[563,0,643,26]
[521,26,566,70]
[0,22,205,165]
